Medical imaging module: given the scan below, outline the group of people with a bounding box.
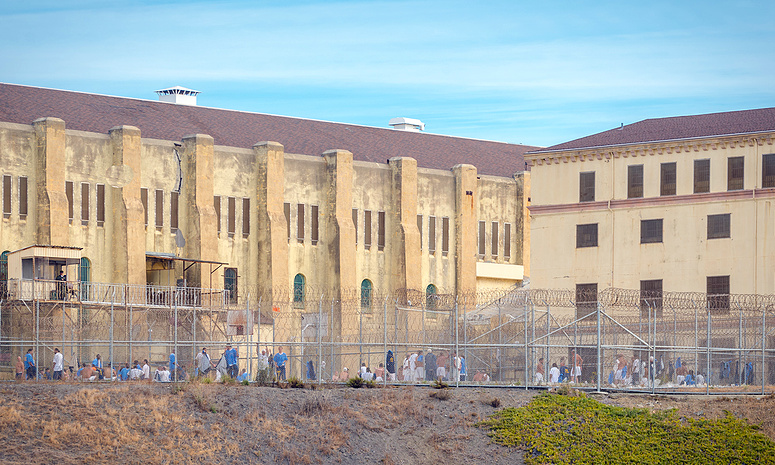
[398,349,466,382]
[534,350,585,385]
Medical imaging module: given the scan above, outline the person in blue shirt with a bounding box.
[273,346,288,381]
[169,352,177,381]
[119,363,130,381]
[236,369,249,382]
[224,345,238,378]
[24,348,36,380]
[460,355,467,382]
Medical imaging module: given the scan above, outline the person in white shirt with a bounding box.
[408,352,418,382]
[129,366,143,380]
[549,363,560,383]
[141,359,150,381]
[52,348,64,380]
[154,366,171,382]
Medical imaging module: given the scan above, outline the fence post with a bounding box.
[762,303,766,395]
[35,296,39,382]
[455,298,459,388]
[383,296,388,387]
[596,300,601,392]
[330,298,335,381]
[498,300,502,383]
[524,298,529,390]
[463,295,467,385]
[110,288,115,376]
[706,307,711,395]
[318,293,323,386]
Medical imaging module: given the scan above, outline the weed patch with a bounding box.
[480,393,775,465]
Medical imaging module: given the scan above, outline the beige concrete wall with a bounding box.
[527,134,775,295]
[0,123,37,254]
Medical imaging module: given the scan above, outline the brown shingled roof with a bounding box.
[528,107,775,154]
[0,83,536,177]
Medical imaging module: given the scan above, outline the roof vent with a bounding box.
[155,86,200,106]
[389,117,425,132]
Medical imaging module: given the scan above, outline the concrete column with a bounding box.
[323,149,356,297]
[181,134,218,288]
[33,118,69,246]
[514,171,531,279]
[453,164,478,296]
[254,142,289,300]
[109,126,145,285]
[388,157,421,297]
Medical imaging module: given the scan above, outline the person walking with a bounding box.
[24,348,36,380]
[52,348,64,381]
[273,346,288,381]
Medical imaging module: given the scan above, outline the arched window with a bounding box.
[425,284,438,309]
[293,274,306,308]
[360,279,372,312]
[80,257,91,300]
[0,250,9,298]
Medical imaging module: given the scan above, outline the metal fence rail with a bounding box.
[1,285,774,394]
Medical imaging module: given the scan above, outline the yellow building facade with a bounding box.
[525,109,775,305]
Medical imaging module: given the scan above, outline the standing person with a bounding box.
[424,349,437,381]
[224,344,238,379]
[142,359,150,381]
[460,355,467,382]
[559,358,569,383]
[436,351,448,380]
[451,352,461,382]
[374,362,385,381]
[273,346,288,381]
[52,348,64,381]
[92,354,104,380]
[385,350,395,381]
[169,351,177,381]
[119,363,130,381]
[572,349,583,383]
[535,357,545,384]
[55,270,67,300]
[415,350,424,381]
[24,348,36,380]
[549,363,560,383]
[196,348,211,377]
[15,356,24,381]
[631,355,641,385]
[408,351,418,382]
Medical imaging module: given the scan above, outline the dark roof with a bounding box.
[0,83,536,177]
[529,107,775,154]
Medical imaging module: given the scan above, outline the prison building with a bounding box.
[0,83,533,375]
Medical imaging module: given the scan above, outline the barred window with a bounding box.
[707,276,730,314]
[707,213,730,239]
[628,165,644,199]
[504,223,511,259]
[378,211,385,251]
[311,205,318,244]
[491,221,499,259]
[214,196,221,233]
[478,220,485,257]
[228,197,236,237]
[284,203,291,241]
[2,175,10,217]
[576,283,597,319]
[576,223,598,248]
[694,159,710,193]
[296,203,304,243]
[640,219,663,244]
[243,198,251,237]
[82,183,91,226]
[67,181,75,224]
[364,210,372,249]
[640,279,663,318]
[428,215,436,254]
[353,209,358,244]
[97,184,105,226]
[660,162,676,196]
[763,154,775,188]
[579,172,595,202]
[417,214,422,250]
[140,188,147,227]
[18,176,27,218]
[442,217,450,256]
[727,157,744,191]
[170,191,178,232]
[155,189,163,230]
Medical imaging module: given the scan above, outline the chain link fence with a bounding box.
[2,281,774,394]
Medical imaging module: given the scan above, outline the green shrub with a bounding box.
[241,379,250,386]
[288,376,305,389]
[429,389,452,400]
[255,368,273,386]
[431,378,449,389]
[346,377,366,388]
[480,393,775,465]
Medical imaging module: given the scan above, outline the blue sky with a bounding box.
[2,0,774,147]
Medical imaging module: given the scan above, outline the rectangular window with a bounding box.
[579,172,595,203]
[224,268,238,304]
[352,208,358,244]
[97,184,105,226]
[377,211,385,251]
[763,154,775,188]
[140,188,147,227]
[214,196,221,233]
[491,221,499,259]
[2,175,10,217]
[707,213,731,239]
[155,189,163,230]
[428,216,436,254]
[18,176,27,218]
[694,159,710,193]
[640,219,663,244]
[728,156,744,191]
[284,202,291,241]
[660,162,676,196]
[576,283,597,319]
[297,203,305,243]
[576,223,598,248]
[242,198,250,237]
[640,279,663,318]
[228,197,236,237]
[707,276,730,314]
[364,210,372,249]
[311,205,318,244]
[442,217,449,256]
[478,220,486,257]
[82,183,90,226]
[628,165,644,199]
[170,191,179,232]
[417,214,423,250]
[67,181,75,224]
[504,223,511,259]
